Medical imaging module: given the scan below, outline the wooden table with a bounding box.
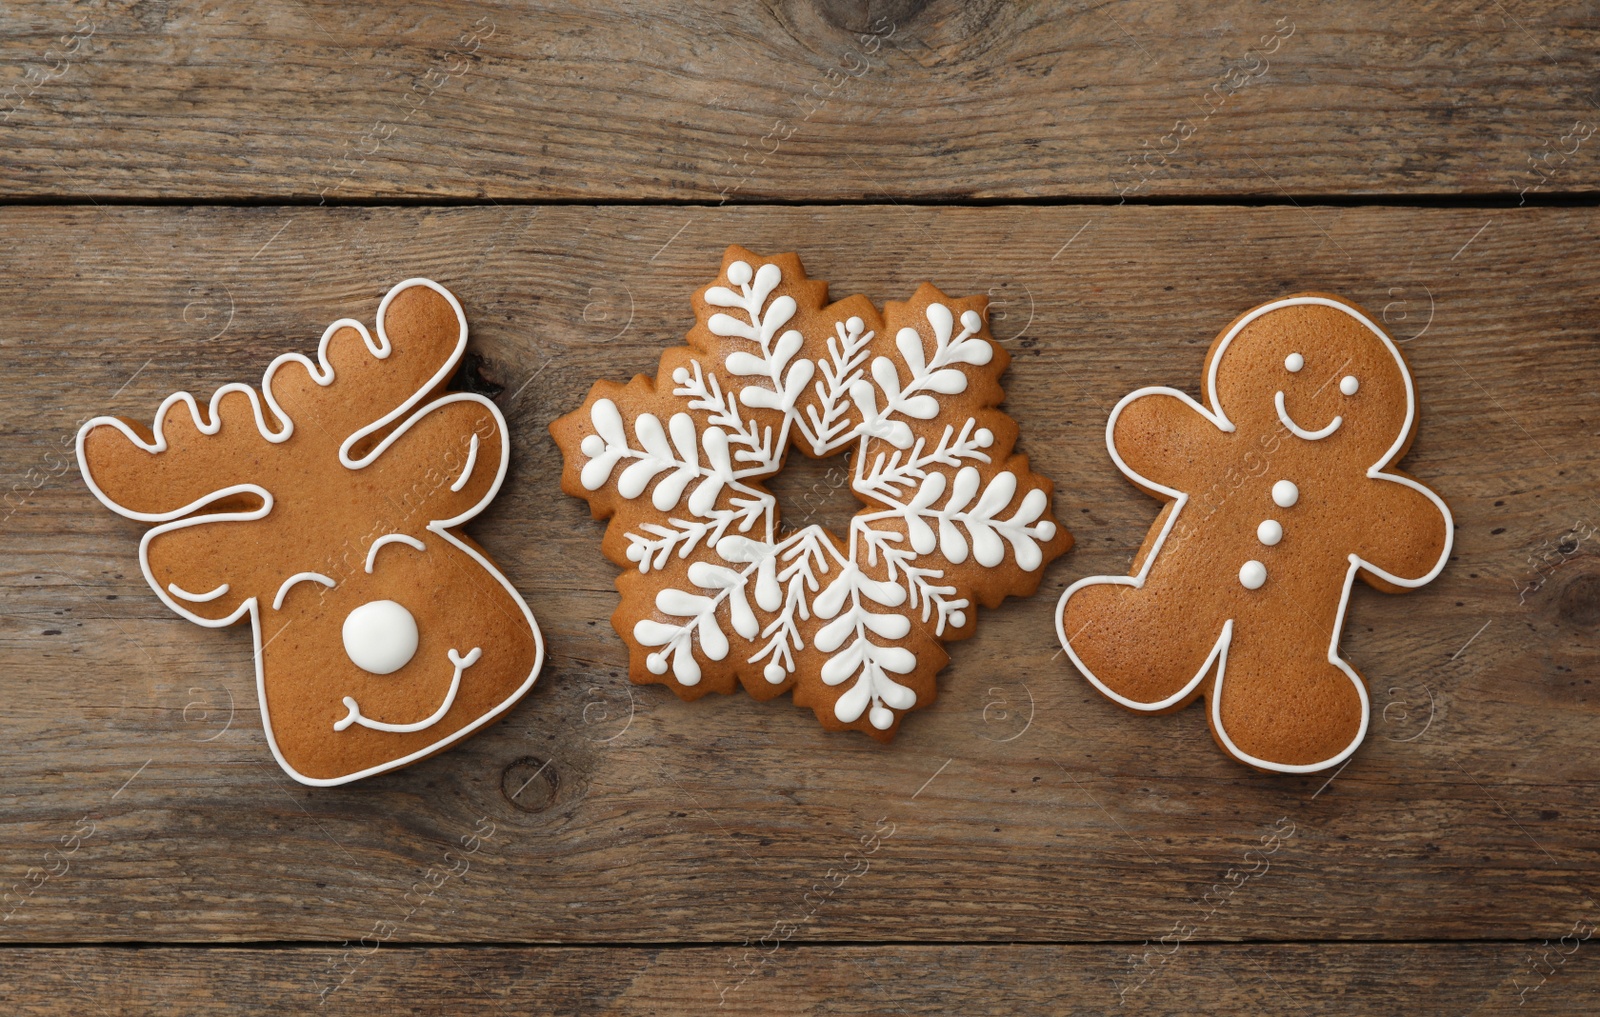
[3,2,1598,1013]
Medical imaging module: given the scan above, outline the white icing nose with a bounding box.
[342,599,419,675]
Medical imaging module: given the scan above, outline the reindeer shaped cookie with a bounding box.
[77,279,543,785]
[1057,295,1452,774]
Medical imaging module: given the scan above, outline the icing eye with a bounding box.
[1284,353,1304,373]
[342,599,419,675]
[1340,375,1359,395]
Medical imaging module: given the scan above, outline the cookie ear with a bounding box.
[141,515,263,624]
[366,394,508,527]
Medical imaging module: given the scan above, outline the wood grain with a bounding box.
[5,942,1599,1014]
[2,205,1597,951]
[1,1,1598,201]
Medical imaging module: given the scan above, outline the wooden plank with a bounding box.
[1,204,1598,945]
[4,942,1599,1014]
[1,1,1598,201]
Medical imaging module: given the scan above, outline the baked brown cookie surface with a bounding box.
[1058,294,1452,773]
[78,279,543,785]
[552,246,1072,740]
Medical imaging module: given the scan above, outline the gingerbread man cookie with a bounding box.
[552,246,1071,740]
[78,279,543,785]
[1057,294,1452,773]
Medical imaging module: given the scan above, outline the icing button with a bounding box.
[1272,479,1299,508]
[342,599,420,675]
[1239,560,1268,590]
[1257,519,1283,546]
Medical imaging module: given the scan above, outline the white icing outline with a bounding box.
[1057,295,1453,774]
[168,581,230,603]
[449,433,479,493]
[272,571,335,611]
[365,533,427,574]
[1274,389,1342,440]
[335,646,480,733]
[76,278,545,787]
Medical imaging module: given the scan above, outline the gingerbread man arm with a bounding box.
[1353,471,1453,591]
[1107,387,1234,498]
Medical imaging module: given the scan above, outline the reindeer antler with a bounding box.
[78,281,469,521]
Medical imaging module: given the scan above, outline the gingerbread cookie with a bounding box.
[1057,294,1452,773]
[78,279,543,786]
[552,246,1071,739]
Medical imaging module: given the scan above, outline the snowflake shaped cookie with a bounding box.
[552,246,1072,740]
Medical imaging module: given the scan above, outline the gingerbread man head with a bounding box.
[1208,295,1415,466]
[77,280,543,785]
[1058,294,1451,773]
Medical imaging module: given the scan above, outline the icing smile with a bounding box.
[334,646,482,734]
[1273,390,1341,441]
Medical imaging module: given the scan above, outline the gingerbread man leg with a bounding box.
[1207,620,1368,772]
[1058,574,1228,712]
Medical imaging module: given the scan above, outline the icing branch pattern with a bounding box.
[802,316,875,455]
[671,360,781,472]
[553,247,1070,739]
